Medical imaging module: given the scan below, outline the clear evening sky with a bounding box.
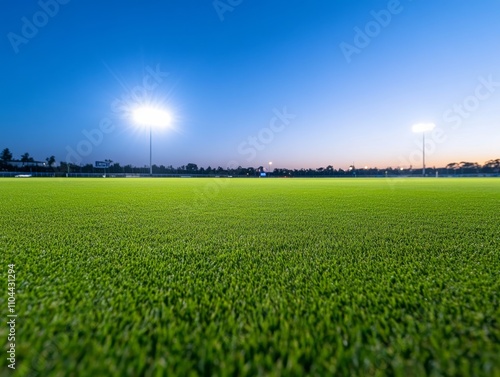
[1,0,499,170]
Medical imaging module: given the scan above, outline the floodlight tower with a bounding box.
[133,107,171,176]
[412,123,436,177]
[268,161,272,176]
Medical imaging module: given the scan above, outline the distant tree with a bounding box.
[1,148,13,162]
[45,156,56,167]
[110,162,122,173]
[82,164,93,173]
[21,153,32,165]
[483,159,500,172]
[459,161,479,174]
[124,164,133,173]
[186,163,198,172]
[59,161,69,173]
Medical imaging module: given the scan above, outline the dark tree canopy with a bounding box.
[21,152,34,164]
[1,148,13,162]
[46,156,56,167]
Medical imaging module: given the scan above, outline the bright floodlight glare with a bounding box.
[412,123,436,133]
[133,107,171,127]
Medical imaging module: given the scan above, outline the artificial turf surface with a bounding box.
[0,178,499,376]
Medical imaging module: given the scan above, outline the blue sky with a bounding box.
[1,0,499,169]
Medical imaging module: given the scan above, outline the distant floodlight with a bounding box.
[411,122,436,176]
[412,123,435,133]
[133,107,172,176]
[133,107,171,127]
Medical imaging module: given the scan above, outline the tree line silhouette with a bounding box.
[1,147,499,177]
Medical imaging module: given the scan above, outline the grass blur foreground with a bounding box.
[0,178,499,376]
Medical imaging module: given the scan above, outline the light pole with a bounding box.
[133,107,171,176]
[149,125,152,175]
[412,123,436,177]
[268,161,272,176]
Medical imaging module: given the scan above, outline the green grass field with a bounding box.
[1,178,499,376]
